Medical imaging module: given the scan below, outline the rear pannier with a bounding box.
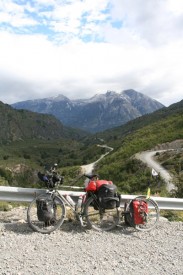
[97,184,120,209]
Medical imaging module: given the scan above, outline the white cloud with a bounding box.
[0,0,37,28]
[109,0,183,46]
[0,0,182,107]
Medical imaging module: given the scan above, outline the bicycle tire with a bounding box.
[27,193,66,234]
[84,196,120,231]
[123,202,134,227]
[127,196,159,231]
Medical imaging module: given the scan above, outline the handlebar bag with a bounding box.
[38,172,61,189]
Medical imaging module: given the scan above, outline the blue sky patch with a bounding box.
[111,20,123,29]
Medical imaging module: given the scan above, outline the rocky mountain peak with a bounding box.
[12,90,164,133]
[51,94,70,102]
[106,91,118,97]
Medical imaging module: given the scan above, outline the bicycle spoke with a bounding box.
[84,197,119,231]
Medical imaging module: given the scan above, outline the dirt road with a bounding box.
[80,145,113,175]
[135,150,175,192]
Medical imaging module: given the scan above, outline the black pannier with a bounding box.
[36,197,56,223]
[124,201,134,226]
[97,184,120,209]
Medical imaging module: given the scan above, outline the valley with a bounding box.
[0,98,182,198]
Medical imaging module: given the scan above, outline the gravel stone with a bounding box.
[0,208,183,275]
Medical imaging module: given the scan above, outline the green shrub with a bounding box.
[0,202,11,211]
[161,210,183,222]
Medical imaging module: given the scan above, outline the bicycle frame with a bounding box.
[50,188,88,227]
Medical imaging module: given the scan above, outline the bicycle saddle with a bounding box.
[84,173,99,179]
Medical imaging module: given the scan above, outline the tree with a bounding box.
[175,175,183,198]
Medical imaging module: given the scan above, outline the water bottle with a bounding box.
[75,195,83,212]
[66,195,75,207]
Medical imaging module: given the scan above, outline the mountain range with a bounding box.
[12,89,164,132]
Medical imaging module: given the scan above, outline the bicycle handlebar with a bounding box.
[38,163,99,189]
[37,171,64,188]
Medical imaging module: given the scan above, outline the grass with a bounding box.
[0,202,11,211]
[161,210,183,222]
[0,201,29,211]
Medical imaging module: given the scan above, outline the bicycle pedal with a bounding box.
[78,215,87,228]
[78,215,84,226]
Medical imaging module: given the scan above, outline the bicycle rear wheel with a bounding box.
[84,196,120,231]
[27,193,66,234]
[126,196,159,231]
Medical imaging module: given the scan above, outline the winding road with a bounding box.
[80,145,113,175]
[135,150,176,192]
[80,144,176,192]
[80,144,113,188]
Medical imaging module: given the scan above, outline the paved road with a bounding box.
[135,150,176,192]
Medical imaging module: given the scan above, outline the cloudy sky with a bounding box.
[0,0,183,106]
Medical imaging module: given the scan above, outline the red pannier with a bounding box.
[132,199,148,225]
[85,180,113,192]
[86,180,120,209]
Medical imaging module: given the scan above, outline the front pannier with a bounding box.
[36,197,56,223]
[97,184,120,209]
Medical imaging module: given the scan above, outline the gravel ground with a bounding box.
[0,207,183,275]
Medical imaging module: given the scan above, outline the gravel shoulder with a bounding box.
[0,207,183,275]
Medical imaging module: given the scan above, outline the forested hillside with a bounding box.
[99,99,183,147]
[95,100,183,196]
[0,101,88,143]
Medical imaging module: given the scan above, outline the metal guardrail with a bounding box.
[0,186,183,210]
[0,186,84,203]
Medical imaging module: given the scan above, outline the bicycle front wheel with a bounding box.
[27,193,66,234]
[127,196,159,232]
[84,196,120,231]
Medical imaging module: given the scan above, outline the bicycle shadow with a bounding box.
[58,219,141,239]
[0,221,34,235]
[0,217,143,238]
[58,219,88,234]
[0,218,87,236]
